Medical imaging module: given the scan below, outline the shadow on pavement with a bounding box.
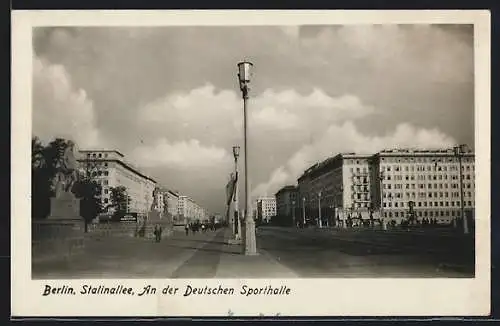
[165,243,241,255]
[171,237,229,245]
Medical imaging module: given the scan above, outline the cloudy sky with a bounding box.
[32,24,474,214]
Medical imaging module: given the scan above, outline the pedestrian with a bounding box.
[158,225,163,242]
[154,225,159,243]
[185,223,189,236]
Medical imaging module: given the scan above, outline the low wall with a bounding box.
[32,219,85,263]
[87,220,174,240]
[86,222,138,239]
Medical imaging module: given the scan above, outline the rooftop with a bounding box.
[78,149,125,157]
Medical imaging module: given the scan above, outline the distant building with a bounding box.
[78,149,156,219]
[178,195,206,223]
[275,185,298,226]
[256,197,276,224]
[296,147,475,226]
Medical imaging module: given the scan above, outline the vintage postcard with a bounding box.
[12,10,490,317]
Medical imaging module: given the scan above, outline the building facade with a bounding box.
[275,185,298,226]
[296,148,475,226]
[178,195,206,223]
[256,197,277,224]
[371,148,475,224]
[78,150,157,219]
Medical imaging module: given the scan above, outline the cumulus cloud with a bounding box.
[129,138,232,170]
[32,56,102,148]
[136,84,373,143]
[252,122,457,197]
[32,25,473,214]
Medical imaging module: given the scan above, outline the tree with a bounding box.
[108,186,128,218]
[31,136,104,230]
[32,137,51,219]
[73,179,102,232]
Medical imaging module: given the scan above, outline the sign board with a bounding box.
[119,213,138,222]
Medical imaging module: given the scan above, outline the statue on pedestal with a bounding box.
[48,141,81,220]
[52,141,79,198]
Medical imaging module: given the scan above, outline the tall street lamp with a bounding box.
[302,197,306,227]
[292,200,296,227]
[237,61,258,255]
[454,144,469,235]
[318,191,323,228]
[232,145,241,241]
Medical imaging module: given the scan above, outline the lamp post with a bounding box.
[329,204,334,228]
[302,197,306,227]
[318,191,323,228]
[408,200,415,225]
[379,170,386,230]
[454,144,469,235]
[292,200,296,227]
[237,61,258,255]
[232,145,241,240]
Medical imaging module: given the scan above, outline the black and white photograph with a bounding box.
[12,10,490,317]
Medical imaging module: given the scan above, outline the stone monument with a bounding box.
[33,141,85,262]
[48,140,82,223]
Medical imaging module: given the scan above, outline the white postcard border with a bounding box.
[11,10,491,317]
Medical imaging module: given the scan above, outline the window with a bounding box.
[104,180,109,185]
[104,198,109,204]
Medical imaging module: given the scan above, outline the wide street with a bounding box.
[32,226,474,279]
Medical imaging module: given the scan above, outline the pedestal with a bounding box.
[48,191,82,220]
[243,218,258,256]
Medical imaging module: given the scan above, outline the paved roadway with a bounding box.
[32,228,233,279]
[256,227,474,278]
[32,226,474,279]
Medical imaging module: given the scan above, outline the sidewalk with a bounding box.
[215,229,299,278]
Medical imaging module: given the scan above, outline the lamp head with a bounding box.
[232,145,240,158]
[237,61,253,84]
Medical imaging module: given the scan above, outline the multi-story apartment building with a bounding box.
[297,153,370,225]
[296,147,475,226]
[256,197,277,224]
[275,185,298,226]
[78,150,157,219]
[178,195,206,223]
[371,148,475,224]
